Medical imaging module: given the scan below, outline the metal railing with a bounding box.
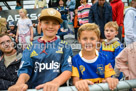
[2,79,135,91]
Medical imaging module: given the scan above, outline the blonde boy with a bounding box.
[8,8,72,91]
[72,23,118,91]
[100,21,123,80]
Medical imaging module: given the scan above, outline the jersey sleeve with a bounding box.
[72,57,80,77]
[60,43,73,72]
[105,59,116,78]
[18,43,34,77]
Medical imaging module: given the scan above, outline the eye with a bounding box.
[105,29,108,32]
[90,37,95,40]
[83,37,87,40]
[110,29,114,32]
[0,42,4,45]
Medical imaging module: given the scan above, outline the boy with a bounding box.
[8,8,73,91]
[72,23,118,91]
[100,21,123,70]
[100,21,123,80]
[8,21,17,40]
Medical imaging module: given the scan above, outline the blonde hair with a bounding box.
[19,8,28,18]
[104,21,119,31]
[78,23,100,39]
[0,18,6,27]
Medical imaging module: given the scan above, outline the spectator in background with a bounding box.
[15,1,22,10]
[0,18,7,34]
[57,0,68,32]
[66,0,76,24]
[34,0,47,9]
[73,9,80,39]
[8,21,17,40]
[124,0,136,46]
[49,0,59,8]
[0,6,2,11]
[0,34,22,90]
[89,0,112,39]
[78,0,91,25]
[115,42,136,91]
[110,0,124,41]
[16,9,33,49]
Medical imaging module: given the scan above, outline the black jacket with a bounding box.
[0,50,22,90]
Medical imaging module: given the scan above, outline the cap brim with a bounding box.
[40,16,63,24]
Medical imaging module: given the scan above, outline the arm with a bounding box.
[34,0,38,9]
[89,6,94,23]
[16,27,19,43]
[116,47,129,78]
[8,73,30,91]
[36,71,71,91]
[78,7,83,25]
[124,10,134,45]
[30,26,33,41]
[116,3,124,26]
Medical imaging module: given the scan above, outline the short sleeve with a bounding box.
[60,43,73,72]
[28,19,33,27]
[105,63,116,78]
[72,57,80,77]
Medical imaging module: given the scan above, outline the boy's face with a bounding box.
[40,18,60,38]
[104,27,118,41]
[78,30,99,52]
[10,26,15,30]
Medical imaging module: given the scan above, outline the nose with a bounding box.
[48,23,53,28]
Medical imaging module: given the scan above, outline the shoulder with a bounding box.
[113,40,122,49]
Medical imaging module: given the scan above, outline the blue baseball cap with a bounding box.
[9,21,15,26]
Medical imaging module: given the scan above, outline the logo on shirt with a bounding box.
[79,65,85,75]
[34,61,60,72]
[56,47,63,53]
[96,64,104,75]
[30,50,38,57]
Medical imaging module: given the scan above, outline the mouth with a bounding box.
[85,44,93,49]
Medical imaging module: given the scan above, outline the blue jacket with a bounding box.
[89,2,112,38]
[57,6,68,20]
[66,0,76,10]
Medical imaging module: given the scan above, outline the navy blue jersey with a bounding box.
[18,37,73,88]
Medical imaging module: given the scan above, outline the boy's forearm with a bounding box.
[52,71,72,86]
[16,73,30,85]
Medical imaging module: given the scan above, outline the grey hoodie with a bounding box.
[124,7,136,46]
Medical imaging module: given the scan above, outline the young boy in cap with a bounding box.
[8,8,73,91]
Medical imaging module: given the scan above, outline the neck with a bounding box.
[4,49,16,56]
[82,49,96,60]
[83,2,87,5]
[60,5,63,6]
[21,16,26,19]
[41,36,56,42]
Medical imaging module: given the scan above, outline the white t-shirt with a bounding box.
[17,18,33,35]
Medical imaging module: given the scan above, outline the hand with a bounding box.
[16,37,18,43]
[30,37,33,42]
[103,78,119,90]
[36,81,60,91]
[75,80,94,91]
[8,84,28,91]
[34,6,36,9]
